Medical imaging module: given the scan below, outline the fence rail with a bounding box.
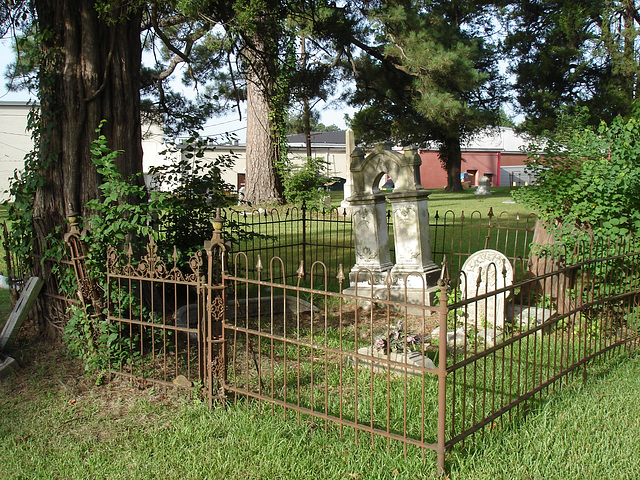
[225,205,537,286]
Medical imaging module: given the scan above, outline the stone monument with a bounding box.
[475,175,492,195]
[344,144,440,305]
[460,249,513,328]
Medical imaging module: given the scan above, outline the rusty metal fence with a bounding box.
[225,205,537,285]
[55,207,640,474]
[220,233,640,474]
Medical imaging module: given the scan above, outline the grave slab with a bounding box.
[355,345,437,376]
[0,277,43,350]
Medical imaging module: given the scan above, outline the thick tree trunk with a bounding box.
[241,9,285,206]
[439,135,463,192]
[32,0,143,334]
[244,64,284,205]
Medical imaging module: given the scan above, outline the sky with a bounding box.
[0,38,354,143]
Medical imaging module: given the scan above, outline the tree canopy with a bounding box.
[343,0,505,191]
[504,0,640,135]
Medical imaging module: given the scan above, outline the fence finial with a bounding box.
[337,264,345,284]
[438,255,450,286]
[205,208,225,250]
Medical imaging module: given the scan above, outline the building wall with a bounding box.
[0,102,166,201]
[417,151,448,189]
[417,150,507,189]
[500,152,529,166]
[191,145,349,192]
[0,103,35,202]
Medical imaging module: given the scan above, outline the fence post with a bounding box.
[436,258,450,476]
[64,215,104,321]
[302,201,307,268]
[204,208,228,407]
[484,207,494,249]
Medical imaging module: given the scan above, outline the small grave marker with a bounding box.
[460,250,513,329]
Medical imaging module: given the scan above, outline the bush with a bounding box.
[514,105,640,246]
[147,134,237,255]
[282,156,329,206]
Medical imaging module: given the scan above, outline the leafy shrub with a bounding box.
[282,156,329,206]
[147,133,237,255]
[514,105,640,245]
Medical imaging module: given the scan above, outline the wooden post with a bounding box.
[0,277,44,350]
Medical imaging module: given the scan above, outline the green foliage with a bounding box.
[83,122,161,274]
[345,1,504,190]
[3,105,49,274]
[514,105,640,245]
[64,125,244,372]
[504,1,639,135]
[63,304,137,377]
[148,133,236,255]
[281,156,329,206]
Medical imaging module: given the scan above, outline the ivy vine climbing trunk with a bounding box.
[31,0,144,335]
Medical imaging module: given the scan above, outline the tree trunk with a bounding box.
[439,135,463,192]
[525,219,582,320]
[241,8,285,206]
[33,0,143,334]
[244,63,284,205]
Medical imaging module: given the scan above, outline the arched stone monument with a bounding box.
[344,143,440,305]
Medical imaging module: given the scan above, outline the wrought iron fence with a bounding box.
[77,208,640,475]
[225,205,537,287]
[220,234,640,474]
[2,222,78,332]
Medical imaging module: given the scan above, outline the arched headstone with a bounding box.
[460,249,513,328]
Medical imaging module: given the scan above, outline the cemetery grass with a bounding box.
[2,314,640,478]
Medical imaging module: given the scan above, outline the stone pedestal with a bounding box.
[348,194,392,286]
[387,189,440,289]
[343,145,440,309]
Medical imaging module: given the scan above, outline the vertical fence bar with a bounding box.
[302,202,307,269]
[436,266,450,475]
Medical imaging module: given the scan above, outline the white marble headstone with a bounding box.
[460,249,513,328]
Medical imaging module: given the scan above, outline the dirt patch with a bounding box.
[0,322,190,416]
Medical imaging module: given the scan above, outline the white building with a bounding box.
[0,102,35,201]
[0,101,166,202]
[182,131,349,192]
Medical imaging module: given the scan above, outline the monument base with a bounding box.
[342,284,440,313]
[345,266,441,313]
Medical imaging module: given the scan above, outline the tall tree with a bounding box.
[0,0,147,332]
[343,0,504,191]
[176,0,341,205]
[504,0,640,134]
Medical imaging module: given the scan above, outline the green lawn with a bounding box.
[329,186,533,219]
[0,333,638,479]
[2,190,640,479]
[0,289,11,331]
